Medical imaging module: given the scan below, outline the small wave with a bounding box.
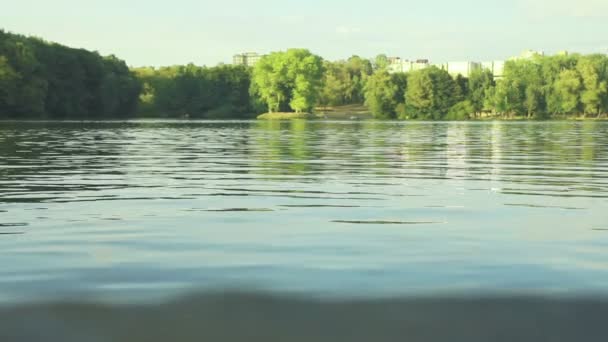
[0,223,29,227]
[332,220,443,225]
[279,204,363,208]
[198,208,274,212]
[504,203,586,210]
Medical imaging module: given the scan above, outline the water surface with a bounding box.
[1,120,607,303]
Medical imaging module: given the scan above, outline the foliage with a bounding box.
[132,64,252,118]
[491,54,608,118]
[405,67,458,120]
[251,49,324,113]
[3,29,608,120]
[0,30,140,119]
[576,55,608,116]
[363,71,404,119]
[319,56,372,106]
[373,54,389,71]
[468,69,495,115]
[553,69,582,115]
[446,100,474,120]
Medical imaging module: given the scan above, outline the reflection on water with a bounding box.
[0,120,607,303]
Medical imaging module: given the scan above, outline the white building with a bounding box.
[481,61,505,79]
[233,52,263,67]
[387,55,508,79]
[440,61,482,78]
[387,59,430,74]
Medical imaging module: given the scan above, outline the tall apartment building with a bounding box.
[233,52,263,67]
[388,59,430,73]
[389,59,482,78]
[481,61,505,79]
[447,61,481,78]
[387,56,402,65]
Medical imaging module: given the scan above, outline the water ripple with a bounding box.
[1,120,608,302]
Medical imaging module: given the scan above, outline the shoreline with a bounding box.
[1,117,608,122]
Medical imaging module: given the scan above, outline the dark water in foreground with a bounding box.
[1,120,608,304]
[2,292,607,342]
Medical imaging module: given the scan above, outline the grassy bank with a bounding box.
[257,105,374,120]
[257,112,320,120]
[316,104,373,120]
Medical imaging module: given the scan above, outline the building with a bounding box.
[439,61,482,78]
[233,52,263,67]
[481,61,505,79]
[385,55,509,79]
[387,59,430,74]
[387,56,402,65]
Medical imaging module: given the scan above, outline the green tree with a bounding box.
[405,67,457,120]
[251,52,288,113]
[577,55,608,117]
[319,61,349,106]
[363,70,401,119]
[319,56,372,107]
[553,69,582,115]
[446,100,474,120]
[0,56,19,115]
[373,54,389,71]
[345,55,372,103]
[286,49,324,113]
[0,30,140,119]
[540,54,579,116]
[467,69,494,116]
[251,49,323,113]
[493,59,546,118]
[132,64,252,118]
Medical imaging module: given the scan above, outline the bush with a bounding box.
[446,100,474,120]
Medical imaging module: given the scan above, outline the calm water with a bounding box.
[1,120,607,303]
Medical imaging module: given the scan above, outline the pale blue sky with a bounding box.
[2,0,608,66]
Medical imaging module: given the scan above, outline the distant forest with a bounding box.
[1,30,608,120]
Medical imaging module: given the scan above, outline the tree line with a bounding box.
[132,64,253,118]
[364,54,608,120]
[2,30,608,120]
[0,30,141,119]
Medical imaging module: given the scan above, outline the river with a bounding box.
[1,120,607,303]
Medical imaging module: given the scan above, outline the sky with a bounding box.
[2,0,608,67]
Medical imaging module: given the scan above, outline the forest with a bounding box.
[1,30,608,120]
[132,64,253,118]
[0,30,140,119]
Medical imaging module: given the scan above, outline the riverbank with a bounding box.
[316,104,373,120]
[468,115,608,121]
[256,105,373,120]
[257,112,319,120]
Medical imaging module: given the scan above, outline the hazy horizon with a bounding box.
[2,0,608,67]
